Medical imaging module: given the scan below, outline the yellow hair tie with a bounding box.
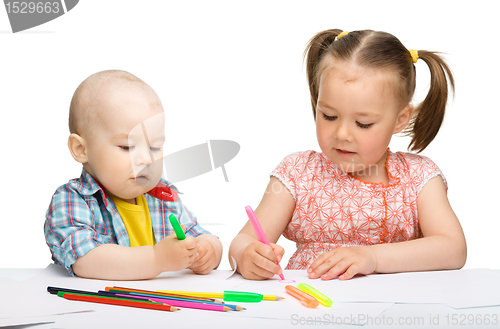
[337,31,349,39]
[409,49,419,63]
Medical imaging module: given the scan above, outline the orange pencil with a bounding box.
[61,292,179,312]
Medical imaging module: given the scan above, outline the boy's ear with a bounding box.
[68,133,89,164]
[393,104,414,134]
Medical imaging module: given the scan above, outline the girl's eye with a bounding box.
[356,122,374,129]
[322,113,337,121]
[150,147,162,152]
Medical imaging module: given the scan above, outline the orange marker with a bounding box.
[285,285,319,308]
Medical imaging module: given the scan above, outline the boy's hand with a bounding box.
[188,237,217,275]
[307,246,377,280]
[153,225,198,272]
[239,241,284,280]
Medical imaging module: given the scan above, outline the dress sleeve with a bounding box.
[270,151,311,201]
[409,154,448,195]
[44,186,113,276]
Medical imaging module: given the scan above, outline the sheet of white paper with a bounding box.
[234,269,500,309]
[3,264,499,328]
[0,270,94,319]
[430,269,500,308]
[225,256,238,280]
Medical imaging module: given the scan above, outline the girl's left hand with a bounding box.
[307,246,377,280]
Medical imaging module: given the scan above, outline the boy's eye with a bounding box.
[322,113,337,121]
[120,145,134,151]
[356,122,374,129]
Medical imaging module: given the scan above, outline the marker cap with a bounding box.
[297,283,332,307]
[169,214,186,240]
[223,291,263,302]
[285,285,319,308]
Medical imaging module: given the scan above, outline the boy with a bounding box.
[44,70,222,280]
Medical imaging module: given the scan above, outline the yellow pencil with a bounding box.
[157,290,284,301]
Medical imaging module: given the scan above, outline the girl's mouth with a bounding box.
[336,149,356,157]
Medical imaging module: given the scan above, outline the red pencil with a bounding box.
[61,293,179,312]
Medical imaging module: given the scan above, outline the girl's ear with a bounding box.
[68,133,89,164]
[393,104,414,134]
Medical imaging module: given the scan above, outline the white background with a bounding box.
[0,0,498,271]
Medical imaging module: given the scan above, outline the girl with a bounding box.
[229,29,466,281]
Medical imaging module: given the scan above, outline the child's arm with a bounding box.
[228,177,295,280]
[72,229,198,280]
[308,176,467,280]
[187,234,223,275]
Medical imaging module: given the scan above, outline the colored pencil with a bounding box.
[114,293,244,311]
[157,290,283,301]
[107,286,223,303]
[48,286,100,296]
[60,292,179,312]
[107,289,219,304]
[146,296,232,312]
[57,291,166,305]
[108,291,231,307]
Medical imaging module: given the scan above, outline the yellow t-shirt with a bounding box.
[110,194,156,247]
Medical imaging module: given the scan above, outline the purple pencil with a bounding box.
[116,294,234,312]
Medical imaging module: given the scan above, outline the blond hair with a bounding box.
[304,29,455,153]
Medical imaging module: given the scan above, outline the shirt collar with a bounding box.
[75,168,180,207]
[76,168,109,207]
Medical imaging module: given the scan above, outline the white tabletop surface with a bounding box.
[1,265,499,329]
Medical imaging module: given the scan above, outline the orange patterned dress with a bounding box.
[271,149,446,270]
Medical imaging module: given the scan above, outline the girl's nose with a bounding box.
[334,121,353,142]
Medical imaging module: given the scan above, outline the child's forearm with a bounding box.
[228,233,257,272]
[196,234,223,268]
[370,234,467,274]
[72,244,162,280]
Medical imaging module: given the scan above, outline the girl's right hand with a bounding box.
[240,241,284,280]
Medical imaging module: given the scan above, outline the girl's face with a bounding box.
[315,62,412,183]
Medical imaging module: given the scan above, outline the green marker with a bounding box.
[157,289,264,302]
[223,291,263,303]
[169,214,186,240]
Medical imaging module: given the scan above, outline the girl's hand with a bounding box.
[188,237,217,275]
[239,241,284,280]
[307,246,377,280]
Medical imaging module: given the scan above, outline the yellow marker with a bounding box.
[157,290,284,301]
[297,283,332,307]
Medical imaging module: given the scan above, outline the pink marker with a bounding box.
[245,205,285,280]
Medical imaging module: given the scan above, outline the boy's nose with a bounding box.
[133,145,153,166]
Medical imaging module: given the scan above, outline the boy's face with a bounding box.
[83,82,165,204]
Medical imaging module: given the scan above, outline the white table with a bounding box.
[1,265,499,329]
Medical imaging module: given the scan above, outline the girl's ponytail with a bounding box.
[304,29,342,119]
[406,51,455,153]
[304,29,455,153]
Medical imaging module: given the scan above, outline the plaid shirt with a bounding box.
[44,169,211,276]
